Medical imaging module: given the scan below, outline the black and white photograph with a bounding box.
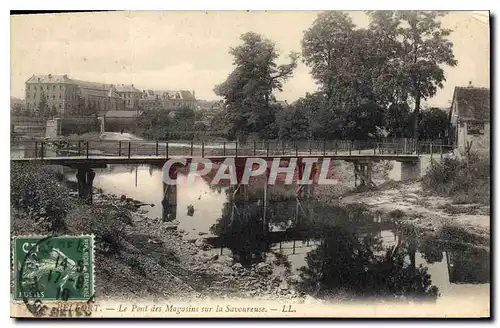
[9,10,491,318]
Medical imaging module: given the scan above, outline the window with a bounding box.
[53,95,55,100]
[53,85,55,90]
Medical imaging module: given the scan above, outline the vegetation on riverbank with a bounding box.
[422,154,490,205]
[10,160,490,302]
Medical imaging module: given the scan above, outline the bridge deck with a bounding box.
[11,154,420,166]
[10,139,434,167]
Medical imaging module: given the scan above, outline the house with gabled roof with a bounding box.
[138,89,197,111]
[449,83,490,155]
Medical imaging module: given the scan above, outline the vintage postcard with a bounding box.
[10,10,490,318]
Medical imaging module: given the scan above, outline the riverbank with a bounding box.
[314,174,490,249]
[10,162,307,302]
[11,160,490,304]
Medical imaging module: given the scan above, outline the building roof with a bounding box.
[451,86,490,121]
[26,74,73,84]
[141,90,196,101]
[105,110,142,118]
[71,79,114,91]
[114,84,141,93]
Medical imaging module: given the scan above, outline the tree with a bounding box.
[38,92,48,117]
[11,103,28,116]
[137,108,172,140]
[302,13,385,140]
[214,32,298,142]
[302,12,355,102]
[384,103,412,138]
[276,104,309,141]
[47,105,57,118]
[301,11,457,141]
[391,11,457,140]
[418,107,450,141]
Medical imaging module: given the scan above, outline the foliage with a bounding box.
[37,92,49,118]
[276,104,310,141]
[65,205,128,255]
[418,107,450,140]
[138,107,196,140]
[11,102,29,116]
[11,163,71,232]
[298,11,457,141]
[298,229,439,301]
[422,155,490,204]
[214,32,298,142]
[376,11,457,139]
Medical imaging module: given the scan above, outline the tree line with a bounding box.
[212,11,457,143]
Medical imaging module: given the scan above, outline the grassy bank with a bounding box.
[10,163,201,300]
[422,155,490,205]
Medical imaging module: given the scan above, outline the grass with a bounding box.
[422,155,490,205]
[439,224,489,248]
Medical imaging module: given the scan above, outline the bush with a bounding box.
[422,156,490,205]
[65,205,127,255]
[11,163,72,232]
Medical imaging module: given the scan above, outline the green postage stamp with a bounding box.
[12,235,95,301]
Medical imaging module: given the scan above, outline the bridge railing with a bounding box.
[10,139,454,160]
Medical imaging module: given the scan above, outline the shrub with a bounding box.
[11,163,72,232]
[422,156,490,205]
[65,205,128,255]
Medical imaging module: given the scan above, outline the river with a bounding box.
[65,163,490,304]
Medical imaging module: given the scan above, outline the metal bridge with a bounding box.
[11,139,434,165]
[11,139,451,204]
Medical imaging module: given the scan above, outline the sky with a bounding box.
[10,11,490,107]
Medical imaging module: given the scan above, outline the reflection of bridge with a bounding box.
[11,139,450,204]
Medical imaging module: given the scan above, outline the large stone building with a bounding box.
[138,90,197,111]
[114,84,142,110]
[25,74,125,115]
[449,83,490,155]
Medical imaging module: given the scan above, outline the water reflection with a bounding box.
[82,164,490,302]
[298,229,438,301]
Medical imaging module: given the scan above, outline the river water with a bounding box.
[65,163,490,304]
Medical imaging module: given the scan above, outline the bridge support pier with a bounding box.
[162,169,178,222]
[352,161,376,189]
[76,167,95,205]
[296,159,317,198]
[400,160,421,182]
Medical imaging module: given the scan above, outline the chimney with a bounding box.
[192,90,195,98]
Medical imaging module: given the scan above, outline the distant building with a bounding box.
[197,99,225,112]
[449,83,490,154]
[139,90,197,111]
[114,84,142,110]
[25,74,125,115]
